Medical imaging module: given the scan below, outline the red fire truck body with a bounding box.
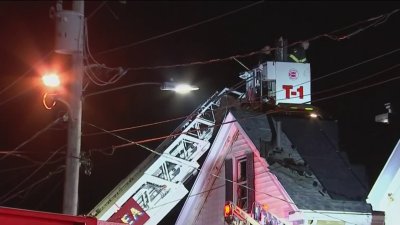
[0,206,123,225]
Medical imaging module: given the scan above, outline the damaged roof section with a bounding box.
[230,107,371,213]
[278,117,369,201]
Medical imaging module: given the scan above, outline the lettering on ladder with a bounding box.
[120,207,144,225]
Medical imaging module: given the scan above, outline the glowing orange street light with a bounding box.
[42,73,61,88]
[41,72,70,112]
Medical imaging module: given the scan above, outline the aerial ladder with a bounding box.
[90,57,313,225]
[89,88,244,225]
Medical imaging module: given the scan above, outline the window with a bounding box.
[238,158,247,182]
[226,153,254,213]
[237,158,248,210]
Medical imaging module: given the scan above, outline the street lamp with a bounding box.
[160,82,199,94]
[42,73,61,88]
[41,74,198,215]
[41,73,72,115]
[84,81,199,99]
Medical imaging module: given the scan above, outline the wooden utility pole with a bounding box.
[63,0,84,215]
[53,0,84,215]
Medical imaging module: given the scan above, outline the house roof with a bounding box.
[278,117,369,200]
[229,107,273,150]
[230,107,372,213]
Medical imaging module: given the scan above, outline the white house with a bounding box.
[368,138,400,225]
[176,104,372,225]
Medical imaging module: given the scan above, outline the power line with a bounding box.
[83,115,188,137]
[329,9,398,35]
[0,150,65,156]
[0,165,37,174]
[72,23,400,144]
[0,157,64,175]
[81,9,400,104]
[187,131,240,223]
[125,50,261,71]
[83,19,128,87]
[96,6,398,58]
[96,63,400,149]
[34,179,63,211]
[0,167,64,205]
[142,184,225,212]
[105,8,399,72]
[82,78,248,137]
[0,146,65,204]
[81,56,400,139]
[0,51,52,97]
[312,73,400,104]
[87,1,107,20]
[312,63,400,97]
[84,109,291,160]
[83,121,162,158]
[85,119,272,178]
[0,6,395,109]
[123,38,398,73]
[83,82,160,99]
[311,48,400,83]
[81,59,400,155]
[96,1,264,55]
[0,151,39,162]
[0,117,62,161]
[0,85,38,108]
[0,150,63,165]
[324,8,400,41]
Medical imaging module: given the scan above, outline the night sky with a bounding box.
[0,1,399,223]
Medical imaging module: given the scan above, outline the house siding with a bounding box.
[194,167,226,225]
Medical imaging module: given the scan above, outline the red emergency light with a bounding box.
[223,202,234,224]
[224,203,232,217]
